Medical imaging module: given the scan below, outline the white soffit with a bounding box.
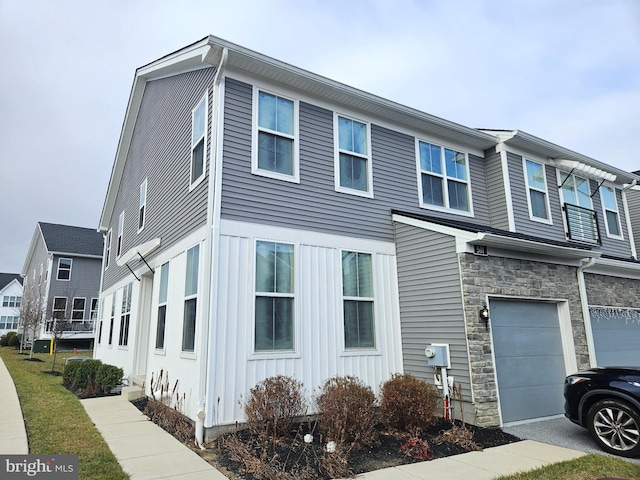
[117,237,161,266]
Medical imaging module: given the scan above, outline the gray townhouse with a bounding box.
[22,222,103,349]
[94,35,640,439]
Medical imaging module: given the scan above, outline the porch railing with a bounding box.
[563,203,601,245]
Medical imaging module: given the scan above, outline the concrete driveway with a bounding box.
[503,416,640,465]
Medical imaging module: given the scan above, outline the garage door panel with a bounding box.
[498,385,565,423]
[492,326,563,357]
[591,309,640,367]
[490,301,559,328]
[495,356,566,389]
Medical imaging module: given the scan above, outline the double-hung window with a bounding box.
[105,230,112,268]
[2,296,21,308]
[119,283,132,346]
[190,96,207,186]
[560,172,599,243]
[182,245,199,352]
[57,258,72,281]
[52,297,67,321]
[72,298,86,320]
[108,296,115,346]
[253,89,298,182]
[524,159,551,222]
[254,241,294,352]
[156,262,169,350]
[342,251,375,349]
[90,298,99,320]
[601,185,622,238]
[417,140,471,214]
[335,115,372,196]
[117,212,124,257]
[138,179,147,231]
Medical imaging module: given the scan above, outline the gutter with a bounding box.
[577,257,597,367]
[199,47,228,445]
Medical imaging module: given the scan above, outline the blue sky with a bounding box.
[0,0,639,272]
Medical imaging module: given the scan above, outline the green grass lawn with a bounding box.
[0,346,128,480]
[495,453,640,479]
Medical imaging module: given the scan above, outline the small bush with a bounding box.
[8,332,19,347]
[95,364,123,393]
[73,359,103,391]
[243,375,307,438]
[1,332,18,347]
[380,373,439,434]
[399,437,433,461]
[143,398,194,442]
[316,375,377,451]
[63,361,82,387]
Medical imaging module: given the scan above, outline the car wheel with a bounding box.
[586,399,640,458]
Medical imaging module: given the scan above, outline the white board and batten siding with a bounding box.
[207,219,404,427]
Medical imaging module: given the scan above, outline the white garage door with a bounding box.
[590,308,640,367]
[490,299,566,424]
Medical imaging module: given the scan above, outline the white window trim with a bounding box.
[90,298,99,320]
[251,86,300,184]
[72,297,86,320]
[600,184,624,240]
[118,283,132,349]
[249,238,299,359]
[52,296,67,320]
[138,178,147,233]
[56,258,72,281]
[105,229,112,269]
[189,94,208,191]
[333,112,374,198]
[180,244,200,357]
[339,249,379,355]
[155,262,169,353]
[556,169,595,242]
[523,158,553,225]
[117,211,124,258]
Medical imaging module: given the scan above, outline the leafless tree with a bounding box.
[48,291,74,373]
[18,284,46,358]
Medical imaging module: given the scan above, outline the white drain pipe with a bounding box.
[195,399,206,449]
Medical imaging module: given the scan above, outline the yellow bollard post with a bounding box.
[50,339,53,356]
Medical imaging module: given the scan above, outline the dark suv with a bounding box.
[564,367,640,458]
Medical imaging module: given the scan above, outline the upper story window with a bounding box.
[560,172,591,208]
[72,298,86,320]
[117,211,124,257]
[254,241,294,352]
[342,251,375,349]
[524,159,551,223]
[182,244,200,352]
[57,258,72,281]
[190,96,207,187]
[90,298,99,320]
[105,230,112,269]
[252,89,299,183]
[559,172,600,244]
[2,296,21,308]
[52,297,67,320]
[335,114,373,197]
[138,179,147,231]
[600,185,622,238]
[417,140,471,215]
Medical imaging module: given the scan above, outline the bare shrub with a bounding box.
[316,375,377,452]
[318,446,354,479]
[433,424,481,451]
[399,437,433,461]
[144,370,193,443]
[380,373,439,434]
[243,375,307,439]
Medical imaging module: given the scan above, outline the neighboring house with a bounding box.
[22,222,103,349]
[0,273,22,337]
[95,35,640,438]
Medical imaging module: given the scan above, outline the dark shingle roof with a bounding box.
[39,222,104,257]
[0,273,22,290]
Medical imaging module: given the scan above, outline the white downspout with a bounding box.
[197,47,228,449]
[622,180,638,260]
[577,256,597,367]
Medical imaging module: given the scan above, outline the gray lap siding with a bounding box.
[102,68,216,290]
[220,78,491,240]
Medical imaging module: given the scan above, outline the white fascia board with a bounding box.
[584,256,640,280]
[21,224,44,277]
[472,233,600,260]
[48,252,104,260]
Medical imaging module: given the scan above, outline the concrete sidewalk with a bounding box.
[0,356,28,454]
[81,395,586,480]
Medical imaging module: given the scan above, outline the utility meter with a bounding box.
[424,343,450,368]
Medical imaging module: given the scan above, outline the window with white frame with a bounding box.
[253,89,298,182]
[108,296,115,346]
[52,297,67,320]
[601,185,622,237]
[39,264,43,285]
[90,298,99,320]
[119,283,132,346]
[342,251,375,349]
[190,96,207,186]
[105,230,112,268]
[139,179,147,231]
[560,172,591,208]
[156,262,169,350]
[524,159,551,221]
[0,316,19,330]
[57,258,72,281]
[182,245,199,352]
[117,212,124,257]
[417,140,471,213]
[72,298,86,320]
[254,241,294,352]
[335,115,372,196]
[2,296,21,308]
[97,300,103,344]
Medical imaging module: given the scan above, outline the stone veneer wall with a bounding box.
[584,273,640,308]
[458,254,589,427]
